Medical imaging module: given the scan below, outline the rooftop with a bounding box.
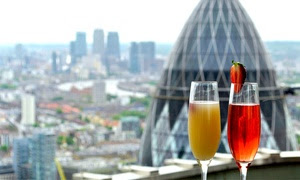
[73,149,300,179]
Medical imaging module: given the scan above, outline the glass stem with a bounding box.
[239,162,249,180]
[197,159,211,180]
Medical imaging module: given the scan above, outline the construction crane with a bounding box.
[55,158,66,180]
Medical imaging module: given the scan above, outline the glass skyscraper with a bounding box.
[13,138,30,180]
[13,133,56,180]
[129,42,140,74]
[139,41,155,73]
[30,133,56,180]
[139,0,298,166]
[75,32,87,58]
[129,41,156,74]
[106,32,120,60]
[93,29,105,56]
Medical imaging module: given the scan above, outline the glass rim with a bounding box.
[191,81,218,84]
[231,82,258,86]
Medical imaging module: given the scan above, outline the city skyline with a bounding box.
[0,0,300,44]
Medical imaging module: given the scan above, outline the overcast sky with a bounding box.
[0,0,299,44]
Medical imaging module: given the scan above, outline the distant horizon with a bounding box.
[1,40,300,47]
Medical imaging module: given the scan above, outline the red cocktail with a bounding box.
[227,83,261,180]
[227,103,261,163]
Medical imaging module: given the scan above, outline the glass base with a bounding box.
[196,159,212,180]
[236,161,251,180]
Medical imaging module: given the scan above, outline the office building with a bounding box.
[70,41,76,65]
[129,41,156,74]
[13,133,56,180]
[92,81,106,105]
[0,132,13,147]
[139,41,155,73]
[21,94,36,125]
[13,138,30,180]
[0,165,15,180]
[93,29,105,56]
[120,116,141,139]
[106,32,120,60]
[139,0,298,166]
[75,32,87,58]
[30,133,56,180]
[52,51,57,73]
[129,42,140,74]
[15,44,26,59]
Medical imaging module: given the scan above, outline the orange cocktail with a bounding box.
[188,101,221,160]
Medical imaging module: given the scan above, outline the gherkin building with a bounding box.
[139,0,298,166]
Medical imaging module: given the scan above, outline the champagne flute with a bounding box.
[188,81,221,180]
[227,83,261,180]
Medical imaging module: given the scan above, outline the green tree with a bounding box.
[107,94,117,101]
[33,123,40,127]
[130,96,151,107]
[0,84,17,90]
[120,110,146,119]
[57,136,64,145]
[56,107,63,114]
[52,96,63,101]
[0,145,8,152]
[66,136,74,145]
[112,110,147,121]
[84,117,90,123]
[112,114,121,121]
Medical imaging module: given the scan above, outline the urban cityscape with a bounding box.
[0,28,169,179]
[0,0,300,179]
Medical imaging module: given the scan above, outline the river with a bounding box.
[57,79,146,98]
